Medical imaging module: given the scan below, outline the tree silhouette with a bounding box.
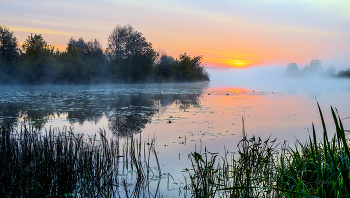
[22,34,55,60]
[174,53,209,81]
[284,63,299,77]
[0,25,210,84]
[302,59,323,74]
[21,34,58,83]
[60,38,104,83]
[0,25,19,81]
[106,25,158,82]
[0,25,18,63]
[153,54,175,81]
[284,59,327,78]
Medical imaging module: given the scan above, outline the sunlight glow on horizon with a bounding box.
[1,0,349,69]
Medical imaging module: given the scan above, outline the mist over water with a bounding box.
[1,66,350,196]
[1,66,349,141]
[207,66,350,139]
[207,66,350,98]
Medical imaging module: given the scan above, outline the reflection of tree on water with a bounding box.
[107,94,202,136]
[177,97,200,112]
[0,84,206,136]
[107,106,155,137]
[0,102,21,127]
[64,95,104,125]
[106,94,155,137]
[153,94,201,112]
[0,99,55,130]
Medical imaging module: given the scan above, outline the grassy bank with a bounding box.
[186,103,350,197]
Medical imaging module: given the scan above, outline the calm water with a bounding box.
[1,67,350,195]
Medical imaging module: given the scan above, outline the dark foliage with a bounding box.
[153,53,209,82]
[59,38,106,83]
[20,34,59,83]
[0,125,163,197]
[106,25,158,82]
[337,68,350,78]
[174,53,210,81]
[0,25,18,63]
[0,25,19,79]
[0,25,209,84]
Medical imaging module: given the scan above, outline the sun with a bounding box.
[227,59,253,68]
[203,57,257,68]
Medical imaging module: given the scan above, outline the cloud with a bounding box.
[1,0,349,67]
[10,26,74,36]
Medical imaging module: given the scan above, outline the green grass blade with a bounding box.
[331,107,350,157]
[312,123,319,160]
[331,107,350,194]
[217,186,320,198]
[309,135,316,163]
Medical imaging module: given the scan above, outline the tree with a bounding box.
[326,66,336,77]
[173,53,209,81]
[303,59,324,75]
[284,63,299,77]
[0,25,19,82]
[153,54,175,81]
[61,37,104,82]
[22,34,55,59]
[21,34,57,83]
[106,25,158,82]
[82,38,105,80]
[337,68,350,78]
[0,25,18,63]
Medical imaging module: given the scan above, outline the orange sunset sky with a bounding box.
[1,0,350,68]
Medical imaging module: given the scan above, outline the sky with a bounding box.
[1,0,350,69]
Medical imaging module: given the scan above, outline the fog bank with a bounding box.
[207,66,350,98]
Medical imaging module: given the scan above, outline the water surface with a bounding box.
[1,68,350,195]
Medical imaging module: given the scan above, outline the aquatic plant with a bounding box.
[186,104,350,198]
[0,125,161,197]
[1,103,349,197]
[276,103,350,197]
[186,134,280,197]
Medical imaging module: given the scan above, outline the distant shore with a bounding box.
[0,25,209,85]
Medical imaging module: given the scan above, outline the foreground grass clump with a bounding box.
[186,135,280,197]
[186,104,350,198]
[0,125,160,197]
[278,104,350,197]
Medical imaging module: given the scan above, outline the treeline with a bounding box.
[284,59,350,78]
[0,25,209,84]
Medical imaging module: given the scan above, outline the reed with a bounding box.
[186,104,350,198]
[276,103,350,197]
[0,125,161,197]
[1,103,349,197]
[186,135,280,197]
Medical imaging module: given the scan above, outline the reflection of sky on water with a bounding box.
[0,83,206,137]
[1,69,350,195]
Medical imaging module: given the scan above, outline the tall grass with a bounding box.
[0,125,161,197]
[186,134,279,197]
[1,103,349,197]
[277,103,350,197]
[186,104,350,198]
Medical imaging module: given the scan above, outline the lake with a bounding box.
[1,67,350,196]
